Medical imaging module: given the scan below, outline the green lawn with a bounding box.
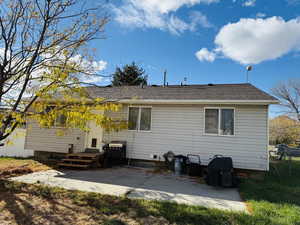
[239,160,300,225]
[0,159,299,224]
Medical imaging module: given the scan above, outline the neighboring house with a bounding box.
[0,128,34,158]
[25,83,278,171]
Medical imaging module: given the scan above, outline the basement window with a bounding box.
[204,108,234,136]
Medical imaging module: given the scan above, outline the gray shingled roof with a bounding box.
[86,83,277,102]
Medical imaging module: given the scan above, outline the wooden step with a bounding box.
[62,158,93,163]
[66,153,100,159]
[58,163,89,168]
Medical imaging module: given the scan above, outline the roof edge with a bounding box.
[116,99,279,105]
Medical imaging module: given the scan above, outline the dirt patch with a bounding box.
[0,180,174,225]
[0,166,33,179]
[0,191,105,225]
[0,158,50,178]
[137,215,172,225]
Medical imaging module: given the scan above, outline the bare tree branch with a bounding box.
[272,80,300,121]
[0,0,110,141]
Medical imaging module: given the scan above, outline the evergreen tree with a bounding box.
[112,62,147,86]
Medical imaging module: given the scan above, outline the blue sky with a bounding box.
[89,0,300,117]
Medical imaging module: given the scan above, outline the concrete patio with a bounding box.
[10,167,247,212]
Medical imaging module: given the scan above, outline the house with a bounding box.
[0,128,33,158]
[25,83,278,171]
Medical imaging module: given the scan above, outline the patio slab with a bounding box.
[10,167,247,212]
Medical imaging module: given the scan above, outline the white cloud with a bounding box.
[256,12,266,18]
[0,48,107,101]
[130,0,219,14]
[70,55,107,84]
[41,50,107,76]
[167,15,190,34]
[112,0,216,34]
[243,0,256,7]
[195,48,216,62]
[196,17,300,64]
[190,11,213,29]
[69,54,107,74]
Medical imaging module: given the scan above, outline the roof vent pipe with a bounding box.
[163,70,167,87]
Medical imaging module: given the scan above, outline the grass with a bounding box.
[239,160,300,225]
[0,158,299,224]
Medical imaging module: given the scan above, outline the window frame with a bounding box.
[128,106,152,132]
[54,114,67,128]
[204,107,235,137]
[45,105,67,128]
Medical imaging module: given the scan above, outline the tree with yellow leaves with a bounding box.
[269,115,300,145]
[0,0,126,143]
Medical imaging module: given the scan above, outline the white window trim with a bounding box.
[203,107,235,137]
[128,106,152,132]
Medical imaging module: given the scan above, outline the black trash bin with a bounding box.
[163,151,176,171]
[175,155,188,174]
[186,154,202,176]
[103,141,126,167]
[163,152,188,173]
[205,155,234,187]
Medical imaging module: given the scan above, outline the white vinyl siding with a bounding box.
[0,128,33,157]
[104,104,269,171]
[25,119,85,153]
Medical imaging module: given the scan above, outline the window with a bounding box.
[220,109,234,135]
[55,114,67,127]
[205,109,219,134]
[140,108,151,131]
[45,106,66,127]
[204,108,234,136]
[128,107,152,131]
[128,107,139,130]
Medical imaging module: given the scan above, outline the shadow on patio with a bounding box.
[12,167,246,211]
